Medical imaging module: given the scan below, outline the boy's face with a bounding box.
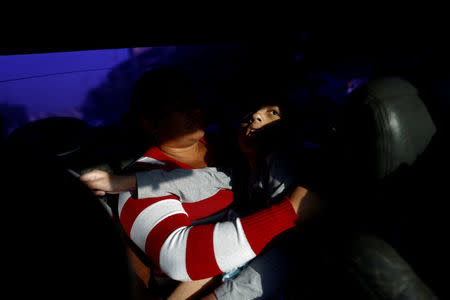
[238,105,282,154]
[242,105,281,137]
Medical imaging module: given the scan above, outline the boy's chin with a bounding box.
[161,129,205,147]
[238,135,261,154]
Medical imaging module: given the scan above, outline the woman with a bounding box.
[81,69,321,299]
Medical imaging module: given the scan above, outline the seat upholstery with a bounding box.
[7,116,92,157]
[289,229,438,300]
[341,77,436,183]
[313,77,440,299]
[335,77,440,239]
[6,116,141,216]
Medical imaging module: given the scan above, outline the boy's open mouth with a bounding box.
[245,126,261,137]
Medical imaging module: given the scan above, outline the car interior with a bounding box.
[1,19,449,299]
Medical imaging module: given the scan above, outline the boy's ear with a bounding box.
[137,115,158,134]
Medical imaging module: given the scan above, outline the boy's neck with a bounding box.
[246,151,265,172]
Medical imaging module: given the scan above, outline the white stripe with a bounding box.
[136,156,166,165]
[213,218,256,272]
[118,190,132,217]
[130,199,187,252]
[159,226,192,281]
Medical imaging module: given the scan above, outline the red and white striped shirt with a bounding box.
[118,144,298,281]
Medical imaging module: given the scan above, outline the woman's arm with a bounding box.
[82,169,308,282]
[118,189,299,282]
[80,167,231,200]
[80,170,136,196]
[80,168,314,214]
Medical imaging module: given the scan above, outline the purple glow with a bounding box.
[346,78,369,94]
[0,45,248,137]
[0,49,130,113]
[0,49,132,135]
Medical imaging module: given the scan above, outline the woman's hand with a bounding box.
[80,169,136,196]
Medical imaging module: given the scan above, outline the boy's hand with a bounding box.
[288,186,324,222]
[80,169,136,196]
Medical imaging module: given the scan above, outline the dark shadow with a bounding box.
[387,129,450,299]
[7,116,92,157]
[283,229,438,300]
[0,103,29,138]
[1,143,135,299]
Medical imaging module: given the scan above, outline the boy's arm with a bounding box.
[168,277,221,300]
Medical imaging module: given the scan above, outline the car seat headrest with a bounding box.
[7,117,91,157]
[341,77,436,182]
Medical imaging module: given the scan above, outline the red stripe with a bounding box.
[145,213,191,266]
[142,146,195,170]
[240,197,298,254]
[182,190,234,221]
[186,224,222,280]
[119,194,180,236]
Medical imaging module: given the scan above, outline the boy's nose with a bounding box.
[251,111,263,123]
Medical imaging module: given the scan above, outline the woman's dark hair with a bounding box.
[129,67,197,123]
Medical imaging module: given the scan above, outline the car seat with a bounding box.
[1,143,136,299]
[6,116,143,215]
[336,77,437,235]
[321,76,440,299]
[287,76,440,300]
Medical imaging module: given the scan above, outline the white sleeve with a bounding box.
[135,167,232,202]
